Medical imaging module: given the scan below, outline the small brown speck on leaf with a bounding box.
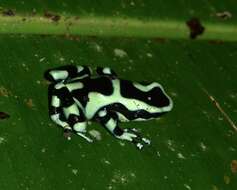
[0,86,10,97]
[2,9,15,16]
[44,11,53,18]
[0,112,10,120]
[153,37,167,43]
[186,18,205,39]
[24,98,35,109]
[44,11,61,22]
[63,129,72,140]
[231,160,237,173]
[208,40,224,45]
[62,34,81,41]
[51,15,60,22]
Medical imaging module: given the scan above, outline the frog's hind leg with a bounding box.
[96,67,117,79]
[96,109,150,149]
[96,109,121,136]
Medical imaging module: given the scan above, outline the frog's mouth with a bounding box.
[123,109,168,121]
[104,102,169,121]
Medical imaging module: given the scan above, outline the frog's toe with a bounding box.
[124,132,137,141]
[142,137,151,145]
[131,128,139,132]
[136,142,144,150]
[133,139,150,150]
[76,132,94,143]
[117,131,137,141]
[124,128,140,134]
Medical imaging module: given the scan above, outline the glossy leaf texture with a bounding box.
[0,1,237,190]
[0,35,237,190]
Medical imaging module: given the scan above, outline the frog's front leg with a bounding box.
[64,105,93,143]
[67,112,93,143]
[49,84,92,142]
[48,86,72,131]
[96,109,150,149]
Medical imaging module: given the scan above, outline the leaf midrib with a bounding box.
[0,15,237,41]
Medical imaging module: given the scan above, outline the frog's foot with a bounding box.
[76,132,93,143]
[97,110,150,149]
[124,128,151,150]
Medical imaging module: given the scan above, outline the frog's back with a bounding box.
[85,78,172,120]
[86,76,114,95]
[83,77,117,119]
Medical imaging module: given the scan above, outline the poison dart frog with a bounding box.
[44,65,173,149]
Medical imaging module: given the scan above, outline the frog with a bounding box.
[44,65,173,149]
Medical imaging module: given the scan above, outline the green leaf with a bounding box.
[0,1,237,190]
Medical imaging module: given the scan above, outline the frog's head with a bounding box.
[144,84,173,113]
[123,81,173,115]
[44,65,85,83]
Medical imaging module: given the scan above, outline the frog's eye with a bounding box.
[149,87,171,107]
